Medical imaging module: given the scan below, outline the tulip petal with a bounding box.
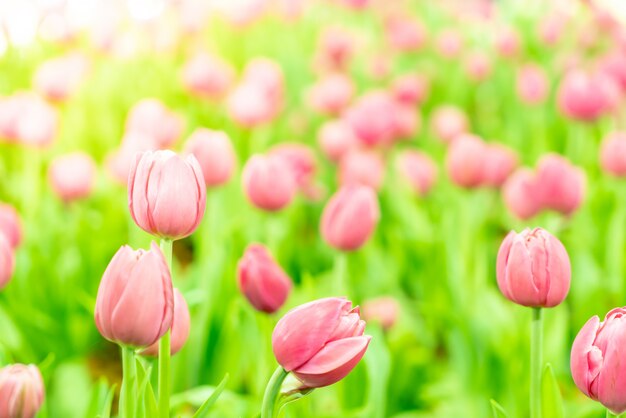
[571,315,600,398]
[596,315,626,414]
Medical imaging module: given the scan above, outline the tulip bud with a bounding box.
[338,150,385,191]
[16,95,58,149]
[183,128,236,188]
[315,26,354,73]
[599,52,626,92]
[496,228,571,308]
[385,16,426,52]
[48,152,97,203]
[321,185,379,251]
[482,143,518,187]
[396,150,438,196]
[571,307,626,414]
[535,154,585,215]
[242,154,297,211]
[502,168,541,220]
[142,289,190,356]
[362,297,399,331]
[517,64,549,105]
[445,134,487,188]
[436,29,463,59]
[391,104,420,141]
[391,73,429,106]
[181,52,234,99]
[344,91,396,147]
[600,132,626,177]
[95,242,173,347]
[464,51,492,82]
[494,26,520,58]
[272,297,371,388]
[0,364,45,418]
[237,243,292,313]
[269,144,317,197]
[227,83,276,128]
[128,150,206,240]
[430,105,468,144]
[307,73,354,116]
[557,70,613,122]
[125,99,184,149]
[33,54,87,102]
[0,234,15,290]
[317,120,358,163]
[0,204,22,248]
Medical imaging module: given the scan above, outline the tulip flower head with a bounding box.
[0,234,14,290]
[600,132,626,177]
[183,128,236,188]
[272,297,371,388]
[242,154,297,211]
[496,228,571,308]
[125,99,184,149]
[0,364,45,418]
[181,52,235,99]
[430,105,469,143]
[307,73,354,116]
[0,204,22,248]
[396,150,438,196]
[317,120,358,163]
[339,150,385,191]
[517,64,549,105]
[534,154,585,216]
[502,168,541,220]
[142,288,190,356]
[445,134,487,188]
[344,91,397,147]
[362,297,399,331]
[48,152,97,203]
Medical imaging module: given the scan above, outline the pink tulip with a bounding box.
[33,53,88,102]
[339,150,385,191]
[125,99,184,149]
[183,128,236,188]
[237,243,292,313]
[502,169,541,220]
[321,185,379,251]
[496,228,571,308]
[142,289,190,356]
[494,26,520,58]
[227,83,276,128]
[430,105,469,143]
[340,0,369,10]
[385,16,426,52]
[272,297,371,388]
[436,29,463,59]
[362,297,399,331]
[445,134,487,188]
[516,64,549,105]
[106,132,156,185]
[600,132,626,177]
[344,91,396,147]
[538,13,566,46]
[48,152,97,203]
[307,74,354,116]
[16,95,58,148]
[314,26,354,73]
[391,73,429,106]
[0,234,14,290]
[0,204,22,248]
[181,52,235,99]
[482,144,518,187]
[0,94,30,142]
[269,143,317,196]
[128,150,206,240]
[464,51,492,82]
[242,154,297,211]
[599,51,626,92]
[571,307,626,414]
[94,242,173,347]
[367,53,391,81]
[535,154,585,215]
[242,58,284,103]
[0,364,45,418]
[317,120,358,163]
[396,150,437,196]
[557,69,614,122]
[391,104,421,141]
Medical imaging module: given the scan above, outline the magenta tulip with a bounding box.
[128,150,206,240]
[571,307,626,414]
[396,150,437,196]
[600,132,626,177]
[48,152,97,203]
[272,297,371,388]
[142,288,190,356]
[0,364,45,418]
[0,204,22,248]
[94,242,173,347]
[242,154,297,211]
[534,154,585,215]
[321,185,379,251]
[237,243,292,313]
[0,234,14,290]
[496,228,571,308]
[502,168,541,220]
[184,128,236,188]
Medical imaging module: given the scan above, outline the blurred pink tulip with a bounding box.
[94,242,173,347]
[0,204,22,248]
[339,150,385,190]
[571,307,626,414]
[436,29,463,59]
[557,69,615,122]
[391,73,429,106]
[502,168,541,220]
[494,26,521,58]
[184,128,236,188]
[445,134,487,188]
[33,53,88,102]
[106,132,156,185]
[242,58,284,102]
[125,99,184,149]
[237,243,292,313]
[600,132,626,177]
[242,154,297,211]
[48,152,97,203]
[181,52,235,99]
[538,13,566,46]
[307,73,354,116]
[227,83,277,128]
[317,120,358,163]
[391,104,420,141]
[496,228,571,308]
[321,185,379,251]
[396,150,437,196]
[482,144,518,187]
[272,297,371,388]
[599,51,626,92]
[16,95,58,148]
[129,150,206,240]
[430,105,469,143]
[0,364,45,418]
[362,296,399,331]
[0,234,14,290]
[344,91,396,147]
[142,289,190,356]
[535,154,585,215]
[385,16,426,52]
[516,64,549,105]
[339,0,369,10]
[464,51,492,82]
[315,26,354,73]
[269,143,317,197]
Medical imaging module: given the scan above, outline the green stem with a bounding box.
[531,308,543,418]
[261,366,289,418]
[121,346,136,418]
[158,238,173,418]
[607,409,620,418]
[335,252,348,296]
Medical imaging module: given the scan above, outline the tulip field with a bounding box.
[3,0,626,417]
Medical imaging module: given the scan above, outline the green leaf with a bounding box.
[541,363,564,418]
[490,400,509,418]
[191,374,230,418]
[96,384,116,418]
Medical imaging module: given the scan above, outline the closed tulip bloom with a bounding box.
[517,64,549,105]
[33,53,87,102]
[571,307,626,414]
[0,234,14,290]
[237,244,292,313]
[0,204,22,248]
[181,52,234,99]
[362,297,399,331]
[242,58,284,103]
[339,150,385,191]
[445,134,487,188]
[142,289,191,356]
[494,26,520,58]
[436,29,463,59]
[106,132,157,185]
[95,242,173,347]
[125,99,184,149]
[0,364,45,418]
[600,52,626,92]
[502,168,541,220]
[482,144,518,187]
[317,120,358,163]
[385,16,426,52]
[391,73,429,106]
[315,26,354,73]
[464,51,492,82]
[396,150,437,196]
[269,143,317,194]
[538,13,566,46]
[227,83,276,128]
[600,132,626,177]
[242,154,297,211]
[430,105,469,144]
[184,128,236,188]
[535,154,585,215]
[557,70,612,122]
[48,152,97,203]
[129,150,206,240]
[307,74,354,116]
[496,228,571,308]
[16,95,58,148]
[391,104,421,141]
[321,185,379,251]
[272,297,371,388]
[344,91,396,147]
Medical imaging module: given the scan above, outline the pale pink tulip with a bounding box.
[142,289,190,356]
[33,53,88,102]
[48,152,97,203]
[242,58,284,103]
[436,29,463,59]
[391,104,420,141]
[516,64,549,105]
[482,143,518,187]
[314,26,354,73]
[317,120,358,163]
[0,364,45,418]
[307,74,354,116]
[269,143,317,196]
[16,95,58,148]
[339,150,385,190]
[391,73,429,106]
[242,154,297,211]
[494,26,520,58]
[362,297,399,331]
[227,83,276,128]
[344,91,396,147]
[464,51,492,82]
[557,69,614,122]
[396,150,437,196]
[385,16,426,52]
[445,134,487,188]
[600,132,626,177]
[181,52,235,99]
[0,204,22,248]
[0,234,14,290]
[106,132,157,185]
[125,99,184,149]
[599,51,626,92]
[184,129,236,188]
[502,168,541,220]
[430,105,469,144]
[535,154,585,215]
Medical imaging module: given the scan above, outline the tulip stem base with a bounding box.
[121,346,136,418]
[158,238,173,418]
[607,410,621,418]
[335,253,348,297]
[261,366,289,418]
[531,307,543,418]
